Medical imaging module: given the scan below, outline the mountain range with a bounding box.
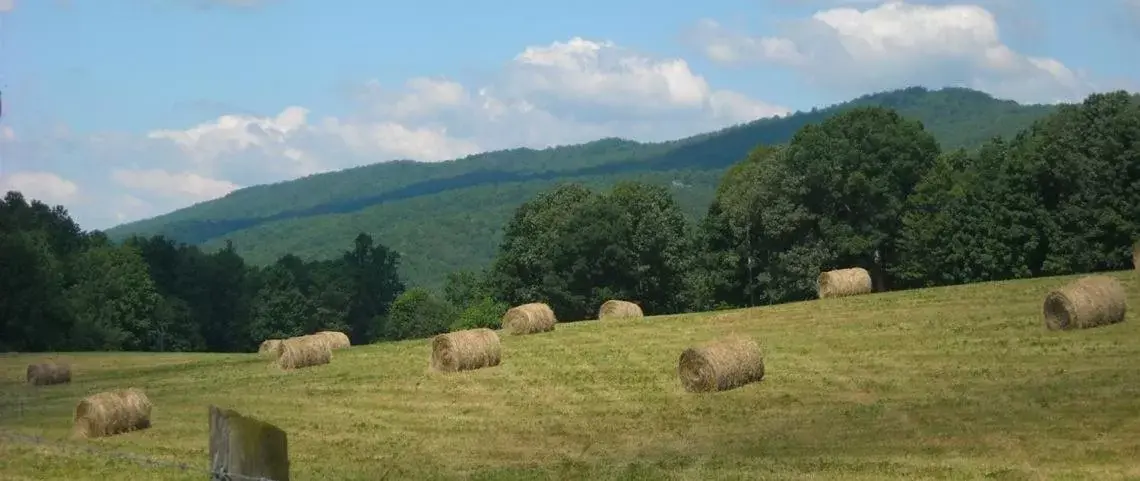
[104,86,1058,287]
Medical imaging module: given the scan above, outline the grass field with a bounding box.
[2,271,1139,481]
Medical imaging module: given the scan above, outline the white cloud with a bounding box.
[0,0,14,13]
[111,169,241,201]
[113,194,152,224]
[3,36,790,230]
[0,171,79,205]
[687,1,1092,104]
[497,37,789,122]
[137,36,788,179]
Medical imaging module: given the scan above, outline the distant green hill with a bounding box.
[104,86,1057,287]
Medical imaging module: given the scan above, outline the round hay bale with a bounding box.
[817,267,873,299]
[316,330,351,349]
[430,328,502,373]
[258,339,283,357]
[598,300,644,320]
[73,388,152,439]
[276,336,332,370]
[1043,275,1127,330]
[501,302,557,335]
[677,337,765,393]
[26,362,71,386]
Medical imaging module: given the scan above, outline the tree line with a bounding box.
[1,90,1136,353]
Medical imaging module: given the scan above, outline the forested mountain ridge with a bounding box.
[103,86,1058,287]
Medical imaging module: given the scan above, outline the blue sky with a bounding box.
[0,0,1137,230]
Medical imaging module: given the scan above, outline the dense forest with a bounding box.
[102,87,1058,288]
[3,89,1137,353]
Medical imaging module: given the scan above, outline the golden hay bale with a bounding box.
[275,336,332,370]
[73,388,152,439]
[430,328,502,373]
[597,299,644,320]
[316,330,351,349]
[677,337,765,393]
[281,333,332,353]
[1043,275,1127,331]
[258,339,283,357]
[501,302,557,335]
[817,267,873,299]
[26,362,71,386]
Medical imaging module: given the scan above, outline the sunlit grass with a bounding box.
[2,271,1139,480]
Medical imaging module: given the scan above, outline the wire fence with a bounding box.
[0,425,281,481]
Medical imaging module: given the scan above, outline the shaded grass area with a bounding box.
[2,271,1139,480]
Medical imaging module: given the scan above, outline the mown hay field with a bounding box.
[1,271,1139,480]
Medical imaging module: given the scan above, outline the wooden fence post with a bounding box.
[208,405,290,481]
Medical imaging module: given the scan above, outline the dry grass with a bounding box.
[818,267,873,299]
[597,300,644,320]
[71,388,152,439]
[275,336,331,370]
[430,328,502,373]
[26,363,71,386]
[1,271,1139,480]
[1042,275,1127,330]
[501,302,557,335]
[677,336,765,393]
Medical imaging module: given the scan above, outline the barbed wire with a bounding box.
[0,429,282,481]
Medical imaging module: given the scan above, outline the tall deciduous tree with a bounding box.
[249,261,314,342]
[344,233,405,343]
[1020,91,1140,275]
[546,182,691,319]
[780,106,941,291]
[0,228,70,351]
[382,287,453,340]
[65,244,161,351]
[489,183,595,306]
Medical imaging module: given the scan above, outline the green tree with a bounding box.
[382,287,454,340]
[689,146,780,308]
[692,145,825,305]
[149,295,202,352]
[306,259,353,334]
[0,228,70,351]
[443,269,491,310]
[449,296,507,331]
[1022,91,1140,275]
[248,262,314,343]
[893,141,1041,287]
[65,244,161,351]
[344,233,405,344]
[545,181,692,319]
[489,183,595,306]
[780,106,941,291]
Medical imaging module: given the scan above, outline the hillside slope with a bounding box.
[104,87,1057,287]
[2,271,1137,480]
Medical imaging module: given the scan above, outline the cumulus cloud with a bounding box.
[3,36,790,230]
[686,1,1091,104]
[0,171,79,205]
[111,169,241,201]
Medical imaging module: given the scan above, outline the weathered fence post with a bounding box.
[208,405,289,481]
